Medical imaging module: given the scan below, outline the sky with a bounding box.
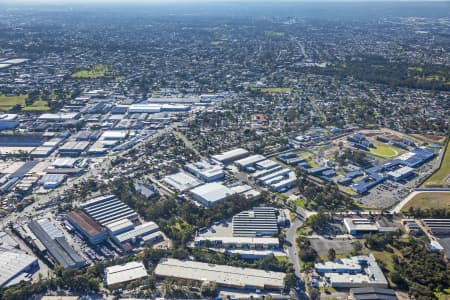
[2,0,446,3]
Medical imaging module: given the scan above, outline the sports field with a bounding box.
[401,192,450,211]
[423,142,450,187]
[369,141,404,158]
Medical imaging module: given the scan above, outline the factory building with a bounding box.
[80,195,139,226]
[105,261,148,289]
[28,219,85,269]
[162,171,203,192]
[184,160,224,182]
[106,219,135,236]
[0,247,38,287]
[211,148,249,164]
[155,258,286,290]
[66,210,107,245]
[190,182,236,206]
[350,288,398,300]
[232,207,278,237]
[0,114,19,130]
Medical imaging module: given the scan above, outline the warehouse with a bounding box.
[38,112,79,122]
[315,254,388,288]
[101,130,129,140]
[194,236,279,250]
[39,174,67,189]
[211,148,249,164]
[163,171,203,192]
[0,248,38,287]
[105,261,148,289]
[232,207,278,237]
[422,219,450,235]
[66,210,107,245]
[184,160,224,182]
[80,195,139,226]
[235,154,266,170]
[28,220,85,269]
[58,141,89,157]
[113,221,162,247]
[106,218,135,236]
[190,182,236,206]
[154,258,286,290]
[350,287,397,300]
[0,114,19,130]
[128,104,161,113]
[51,158,78,168]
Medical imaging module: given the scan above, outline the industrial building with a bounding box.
[190,182,236,206]
[211,148,249,164]
[66,210,107,245]
[0,247,38,287]
[194,236,279,250]
[80,195,139,226]
[343,218,380,236]
[112,221,162,247]
[387,166,415,181]
[0,114,19,130]
[350,287,398,300]
[184,160,224,182]
[27,219,85,269]
[422,219,450,235]
[154,258,286,290]
[58,141,90,157]
[235,154,266,171]
[163,171,203,192]
[38,112,79,122]
[38,174,67,189]
[315,254,388,288]
[105,261,148,289]
[232,207,278,237]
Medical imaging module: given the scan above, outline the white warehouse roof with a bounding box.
[105,261,148,287]
[154,258,285,289]
[163,171,203,192]
[0,248,38,287]
[190,182,236,206]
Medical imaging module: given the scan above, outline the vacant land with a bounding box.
[424,142,450,187]
[402,192,450,211]
[71,65,111,79]
[0,94,27,111]
[370,141,403,158]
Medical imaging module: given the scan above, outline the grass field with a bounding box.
[370,141,404,158]
[424,142,450,187]
[401,192,450,211]
[251,87,292,93]
[0,94,27,111]
[71,65,111,79]
[22,100,50,111]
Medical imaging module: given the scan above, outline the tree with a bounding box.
[328,248,336,261]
